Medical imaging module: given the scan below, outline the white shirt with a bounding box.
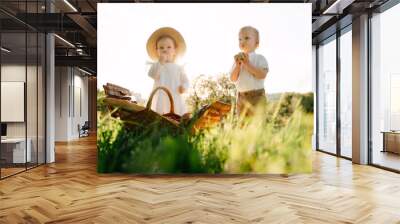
[231,52,268,92]
[148,62,189,116]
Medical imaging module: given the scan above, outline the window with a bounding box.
[339,28,352,158]
[371,3,400,171]
[317,36,337,154]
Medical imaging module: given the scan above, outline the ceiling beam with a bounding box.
[312,15,335,33]
[322,0,356,14]
[67,13,97,39]
[55,55,96,72]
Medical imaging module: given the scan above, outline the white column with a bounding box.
[46,33,55,163]
[45,0,55,163]
[352,14,369,164]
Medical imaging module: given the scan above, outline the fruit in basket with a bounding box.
[234,52,248,63]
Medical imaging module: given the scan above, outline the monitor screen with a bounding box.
[1,123,7,137]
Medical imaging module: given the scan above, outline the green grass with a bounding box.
[97,93,313,174]
[97,112,225,174]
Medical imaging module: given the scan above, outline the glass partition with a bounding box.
[1,31,28,177]
[317,36,337,154]
[371,3,400,171]
[0,1,46,179]
[339,28,352,158]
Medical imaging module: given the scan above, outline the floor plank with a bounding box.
[1,135,400,223]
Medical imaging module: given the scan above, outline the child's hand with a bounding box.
[178,85,185,94]
[159,54,168,64]
[234,54,242,67]
[234,53,249,66]
[241,53,249,65]
[235,60,242,67]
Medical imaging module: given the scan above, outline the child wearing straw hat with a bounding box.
[147,27,189,116]
[230,26,269,116]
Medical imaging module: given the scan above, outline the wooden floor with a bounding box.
[1,167,26,178]
[373,151,400,171]
[1,163,44,178]
[1,136,400,223]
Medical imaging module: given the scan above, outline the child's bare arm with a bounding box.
[230,64,241,82]
[230,55,242,82]
[178,68,189,94]
[148,63,161,80]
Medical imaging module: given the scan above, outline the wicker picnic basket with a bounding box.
[102,83,231,133]
[105,86,182,132]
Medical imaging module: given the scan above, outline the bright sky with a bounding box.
[98,3,312,99]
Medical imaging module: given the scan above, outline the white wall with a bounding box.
[1,64,46,164]
[55,67,89,141]
[55,66,69,141]
[1,65,26,139]
[1,65,40,137]
[71,71,89,138]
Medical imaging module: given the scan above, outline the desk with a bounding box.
[381,131,400,154]
[1,138,31,163]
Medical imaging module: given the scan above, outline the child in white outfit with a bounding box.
[146,27,189,116]
[230,26,269,116]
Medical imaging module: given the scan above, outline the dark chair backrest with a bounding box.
[82,121,90,130]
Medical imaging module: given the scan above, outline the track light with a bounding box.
[63,0,78,12]
[322,0,354,15]
[1,47,11,53]
[78,67,92,76]
[54,34,75,48]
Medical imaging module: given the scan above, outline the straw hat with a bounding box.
[146,27,186,61]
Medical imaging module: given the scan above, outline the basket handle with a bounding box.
[146,86,175,114]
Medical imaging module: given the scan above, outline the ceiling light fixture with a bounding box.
[54,34,75,48]
[63,0,78,12]
[76,48,85,55]
[322,0,354,14]
[78,67,92,76]
[1,47,11,53]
